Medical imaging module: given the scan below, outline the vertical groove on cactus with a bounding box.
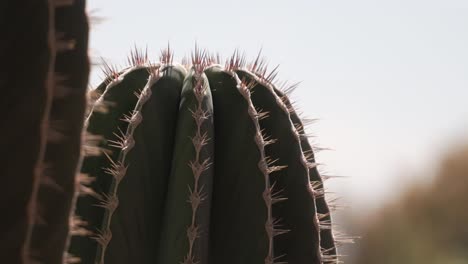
[156,50,214,264]
[182,50,213,264]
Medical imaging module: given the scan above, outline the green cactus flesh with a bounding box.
[68,49,337,264]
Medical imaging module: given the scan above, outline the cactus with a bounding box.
[29,0,90,263]
[68,48,337,264]
[0,0,89,263]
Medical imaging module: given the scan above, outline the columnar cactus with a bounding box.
[68,48,337,264]
[0,0,89,263]
[29,1,90,263]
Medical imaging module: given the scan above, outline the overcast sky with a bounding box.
[87,0,468,211]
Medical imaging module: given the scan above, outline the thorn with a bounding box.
[191,44,209,75]
[248,49,265,73]
[160,43,174,65]
[321,174,350,181]
[276,80,301,96]
[94,193,119,212]
[255,108,270,121]
[102,152,128,183]
[333,230,357,246]
[265,217,290,238]
[225,49,246,71]
[76,173,95,185]
[82,132,106,157]
[270,182,288,204]
[187,186,205,212]
[100,59,120,82]
[319,219,332,231]
[207,52,222,64]
[306,161,318,169]
[310,181,325,198]
[188,158,212,181]
[77,183,101,200]
[121,110,142,127]
[69,215,93,237]
[107,127,135,153]
[127,45,148,66]
[92,229,112,248]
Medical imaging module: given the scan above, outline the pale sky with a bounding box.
[87,0,468,211]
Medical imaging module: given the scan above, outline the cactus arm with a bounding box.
[237,70,323,263]
[0,0,54,262]
[104,65,186,263]
[156,65,214,264]
[204,66,270,264]
[29,1,90,263]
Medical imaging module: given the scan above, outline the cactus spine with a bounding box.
[68,47,337,264]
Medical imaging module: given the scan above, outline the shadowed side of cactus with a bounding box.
[0,1,53,262]
[29,1,90,263]
[0,0,89,263]
[69,48,337,264]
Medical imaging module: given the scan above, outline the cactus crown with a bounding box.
[68,46,339,264]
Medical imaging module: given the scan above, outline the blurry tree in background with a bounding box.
[350,142,468,264]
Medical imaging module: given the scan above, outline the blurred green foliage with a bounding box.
[353,144,468,264]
